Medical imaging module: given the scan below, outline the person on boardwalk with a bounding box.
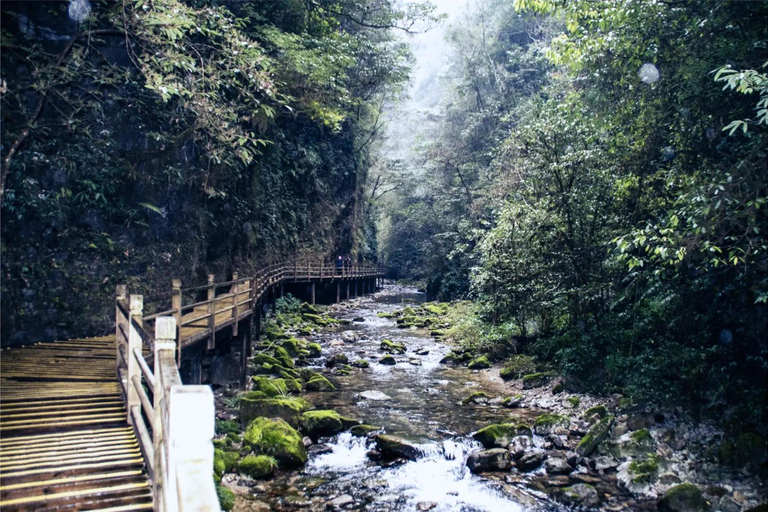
[336,255,344,275]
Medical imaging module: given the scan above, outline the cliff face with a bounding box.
[1,1,386,345]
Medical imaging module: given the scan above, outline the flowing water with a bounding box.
[256,285,557,512]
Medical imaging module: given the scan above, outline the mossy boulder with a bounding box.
[306,343,322,358]
[439,352,459,364]
[351,424,381,437]
[251,376,300,397]
[214,448,226,478]
[239,454,278,478]
[380,339,406,354]
[461,391,489,405]
[300,410,344,439]
[265,326,290,341]
[473,422,530,449]
[300,302,318,314]
[302,312,333,325]
[626,454,661,485]
[379,354,397,365]
[252,354,281,367]
[502,395,524,408]
[567,396,580,408]
[240,396,312,426]
[657,483,708,512]
[243,417,307,468]
[377,311,397,318]
[583,405,608,419]
[467,355,491,369]
[605,429,656,458]
[273,346,295,368]
[351,359,370,368]
[558,483,600,508]
[325,353,349,367]
[280,338,303,357]
[533,414,569,435]
[305,374,336,391]
[217,485,235,511]
[522,371,557,389]
[402,306,417,316]
[576,415,614,457]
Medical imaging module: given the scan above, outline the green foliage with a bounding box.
[275,294,302,315]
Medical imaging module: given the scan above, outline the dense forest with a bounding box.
[1,0,438,344]
[378,0,767,430]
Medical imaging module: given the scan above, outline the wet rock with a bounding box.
[326,494,355,509]
[243,417,307,468]
[416,502,438,511]
[516,451,546,471]
[325,353,349,368]
[305,375,336,392]
[210,354,241,386]
[534,414,570,436]
[467,448,512,473]
[501,395,523,408]
[627,413,656,431]
[375,434,421,461]
[239,396,311,426]
[522,371,557,389]
[548,434,566,449]
[439,352,459,364]
[380,339,406,354]
[461,392,489,405]
[415,347,430,355]
[509,435,534,460]
[307,343,322,358]
[340,331,357,343]
[557,483,600,508]
[378,354,397,365]
[658,483,708,512]
[307,444,334,455]
[408,358,422,366]
[617,454,662,495]
[550,377,565,394]
[564,451,580,467]
[592,455,619,471]
[300,410,344,439]
[352,317,365,322]
[473,423,529,449]
[545,455,573,475]
[302,436,313,447]
[467,355,491,369]
[351,359,369,368]
[350,424,381,437]
[357,390,392,401]
[569,473,601,485]
[576,415,614,457]
[603,429,656,458]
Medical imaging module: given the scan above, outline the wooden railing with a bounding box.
[115,259,385,510]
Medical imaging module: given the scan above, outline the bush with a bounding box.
[275,294,301,315]
[500,355,537,380]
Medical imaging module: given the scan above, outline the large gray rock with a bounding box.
[516,451,546,471]
[558,483,600,508]
[576,415,614,456]
[509,435,533,460]
[545,455,573,475]
[209,354,241,386]
[466,448,512,473]
[375,434,421,461]
[657,483,709,512]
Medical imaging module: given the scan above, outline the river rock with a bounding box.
[576,415,614,456]
[415,348,430,355]
[307,443,334,455]
[657,483,708,512]
[416,502,438,511]
[375,434,421,461]
[210,354,241,386]
[327,494,355,509]
[473,423,527,449]
[325,353,349,367]
[408,358,422,366]
[509,435,534,460]
[548,434,566,449]
[378,354,397,365]
[603,429,656,458]
[545,455,573,475]
[357,390,392,401]
[466,448,512,473]
[341,331,357,343]
[593,455,619,471]
[516,451,546,471]
[534,414,570,436]
[557,483,600,508]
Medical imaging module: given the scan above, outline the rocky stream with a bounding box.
[214,285,767,512]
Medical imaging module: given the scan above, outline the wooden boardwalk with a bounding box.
[1,261,386,511]
[0,337,153,511]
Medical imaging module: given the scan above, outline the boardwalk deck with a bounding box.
[0,337,153,511]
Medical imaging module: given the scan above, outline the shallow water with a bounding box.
[257,285,554,511]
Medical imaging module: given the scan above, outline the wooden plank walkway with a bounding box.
[0,337,153,511]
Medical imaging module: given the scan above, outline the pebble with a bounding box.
[326,494,355,509]
[416,502,438,511]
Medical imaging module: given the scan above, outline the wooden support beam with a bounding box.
[336,282,340,304]
[311,282,316,305]
[207,275,215,350]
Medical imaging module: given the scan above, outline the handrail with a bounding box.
[115,259,386,510]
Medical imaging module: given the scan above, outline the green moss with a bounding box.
[467,355,491,369]
[300,410,343,438]
[238,454,278,478]
[402,306,416,316]
[243,417,308,467]
[628,454,660,484]
[239,396,311,425]
[307,343,322,358]
[214,438,227,450]
[461,391,489,405]
[274,346,295,368]
[658,483,707,512]
[439,352,459,364]
[630,428,653,443]
[584,405,607,419]
[473,423,526,448]
[377,312,397,318]
[222,451,239,473]
[567,396,580,408]
[280,338,302,357]
[378,354,397,365]
[252,376,288,397]
[522,371,557,388]
[252,354,281,367]
[501,395,523,408]
[351,359,369,368]
[216,419,240,435]
[350,424,381,436]
[217,484,236,511]
[265,325,290,341]
[534,414,568,427]
[380,339,406,354]
[576,415,614,456]
[214,448,226,478]
[305,374,335,391]
[422,303,445,315]
[226,432,241,444]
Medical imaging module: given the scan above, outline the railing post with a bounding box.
[169,385,218,511]
[127,294,143,425]
[231,272,239,337]
[172,279,182,367]
[116,284,127,376]
[207,275,216,350]
[153,316,176,510]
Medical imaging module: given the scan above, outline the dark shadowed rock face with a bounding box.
[210,354,241,386]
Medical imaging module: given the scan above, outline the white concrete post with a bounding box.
[154,317,176,511]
